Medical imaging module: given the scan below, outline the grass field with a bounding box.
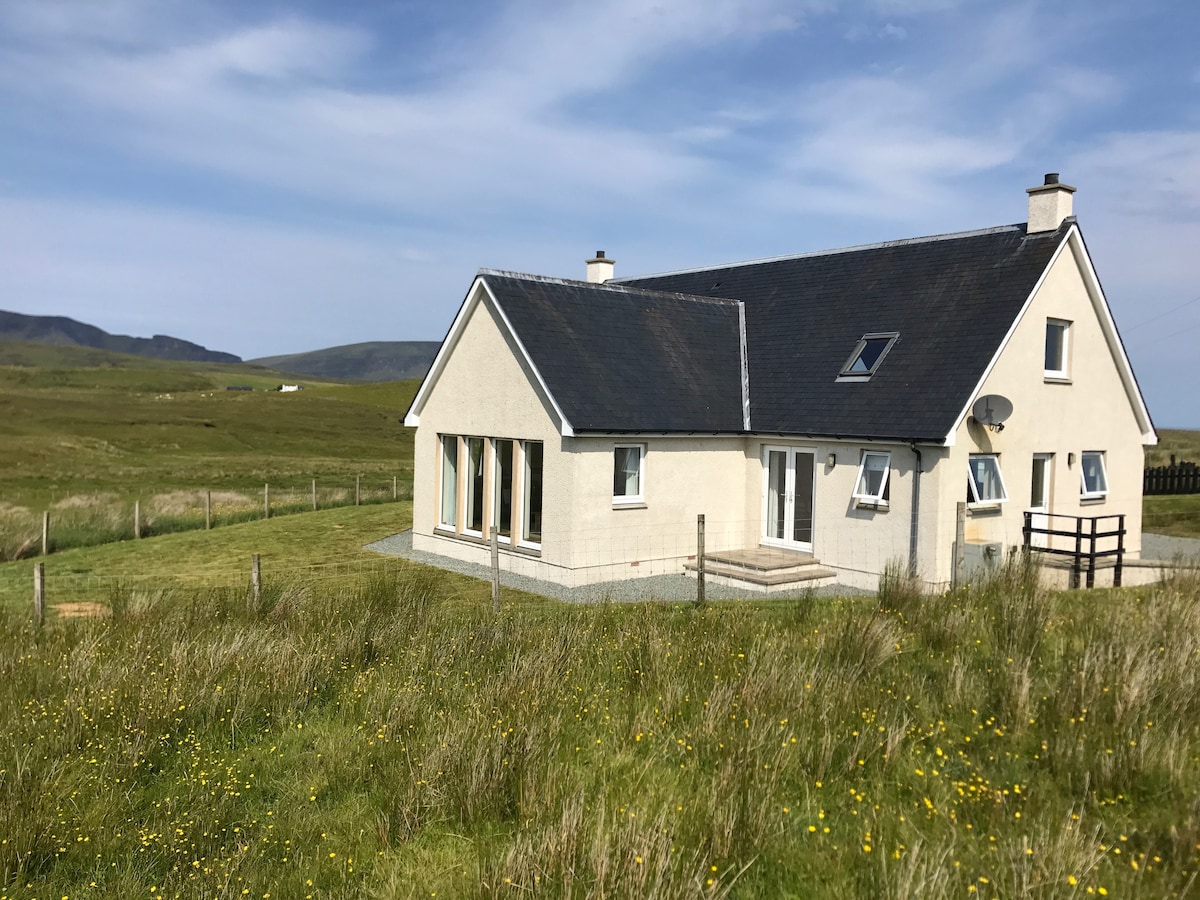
[2,546,1198,898]
[0,343,417,559]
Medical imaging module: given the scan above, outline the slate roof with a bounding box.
[619,221,1072,442]
[482,272,746,432]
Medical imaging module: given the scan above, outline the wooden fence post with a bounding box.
[251,554,261,607]
[696,514,706,608]
[264,483,270,520]
[355,475,361,506]
[33,562,45,628]
[134,500,141,539]
[42,511,49,556]
[205,490,212,530]
[953,502,966,589]
[312,479,317,511]
[490,529,500,613]
[393,475,397,501]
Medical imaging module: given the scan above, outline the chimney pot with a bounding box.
[1044,172,1060,185]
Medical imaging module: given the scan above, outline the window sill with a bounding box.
[1043,375,1072,384]
[854,499,889,511]
[967,503,1004,515]
[1080,495,1107,504]
[612,500,647,510]
[432,527,542,556]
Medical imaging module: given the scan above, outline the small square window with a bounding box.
[852,451,891,505]
[967,454,1008,505]
[1080,451,1108,500]
[613,444,645,503]
[838,333,898,381]
[1045,319,1070,378]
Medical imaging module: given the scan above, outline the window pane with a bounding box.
[793,452,813,544]
[440,435,458,527]
[1081,452,1107,495]
[969,455,1006,502]
[850,338,891,373]
[767,450,786,540]
[1031,456,1048,509]
[494,439,513,538]
[465,437,485,532]
[523,441,543,543]
[614,446,642,498]
[856,452,889,499]
[1045,322,1066,372]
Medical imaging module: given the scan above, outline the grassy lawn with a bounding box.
[1,557,1198,898]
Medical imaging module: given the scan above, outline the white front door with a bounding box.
[762,446,815,551]
[1029,453,1052,549]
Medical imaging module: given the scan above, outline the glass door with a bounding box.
[762,446,815,551]
[1029,454,1052,549]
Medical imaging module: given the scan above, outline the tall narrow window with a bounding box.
[613,444,645,503]
[439,435,458,528]
[967,454,1008,505]
[493,439,513,540]
[523,441,543,545]
[852,451,891,505]
[1080,451,1108,500]
[465,437,485,534]
[1045,319,1070,378]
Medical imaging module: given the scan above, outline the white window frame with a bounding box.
[967,454,1008,506]
[438,434,458,529]
[520,439,543,550]
[1079,451,1108,500]
[852,451,891,506]
[612,443,646,505]
[1044,318,1070,379]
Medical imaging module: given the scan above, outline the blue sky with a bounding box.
[2,0,1199,425]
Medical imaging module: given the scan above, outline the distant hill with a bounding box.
[251,341,440,382]
[0,309,241,363]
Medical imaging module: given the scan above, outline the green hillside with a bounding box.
[252,340,440,382]
[0,310,240,363]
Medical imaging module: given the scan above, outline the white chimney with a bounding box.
[1026,173,1076,233]
[586,250,614,283]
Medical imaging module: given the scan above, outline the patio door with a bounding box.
[762,446,815,551]
[1029,453,1052,549]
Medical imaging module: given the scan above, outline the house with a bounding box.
[403,176,1156,591]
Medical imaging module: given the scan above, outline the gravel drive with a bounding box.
[365,530,864,603]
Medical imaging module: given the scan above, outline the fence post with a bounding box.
[134,500,141,539]
[42,511,50,556]
[696,514,706,608]
[251,554,261,607]
[490,529,500,614]
[264,484,270,519]
[205,490,212,530]
[1071,517,1083,589]
[1086,516,1098,589]
[312,479,317,511]
[33,562,45,628]
[393,475,397,501]
[356,475,361,506]
[953,502,966,589]
[1114,514,1125,588]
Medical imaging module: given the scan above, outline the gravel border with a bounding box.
[365,531,865,603]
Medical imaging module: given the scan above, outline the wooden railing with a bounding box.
[1022,512,1126,589]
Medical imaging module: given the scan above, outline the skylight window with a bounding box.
[838,333,898,381]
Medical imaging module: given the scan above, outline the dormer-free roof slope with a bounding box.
[621,221,1072,442]
[483,272,746,433]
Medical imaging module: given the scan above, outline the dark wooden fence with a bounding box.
[1144,455,1200,495]
[1023,512,1126,589]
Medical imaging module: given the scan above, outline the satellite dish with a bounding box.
[971,394,1013,431]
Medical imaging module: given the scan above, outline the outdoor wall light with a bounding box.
[1068,452,1075,467]
[827,453,837,467]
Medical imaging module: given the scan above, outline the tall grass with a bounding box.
[2,563,1199,898]
[0,484,411,560]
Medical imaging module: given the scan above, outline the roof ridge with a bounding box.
[613,222,1030,282]
[478,268,742,307]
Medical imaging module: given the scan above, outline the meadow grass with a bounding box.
[2,553,1198,899]
[0,350,417,559]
